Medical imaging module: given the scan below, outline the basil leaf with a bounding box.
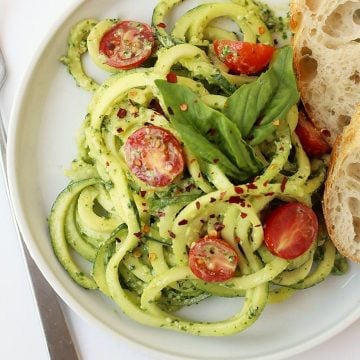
[223,67,279,138]
[261,46,300,125]
[172,120,249,179]
[155,79,263,180]
[223,46,299,143]
[250,122,277,145]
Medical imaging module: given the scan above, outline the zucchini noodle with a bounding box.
[50,0,347,336]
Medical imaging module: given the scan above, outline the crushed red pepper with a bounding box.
[281,177,288,192]
[228,196,242,204]
[117,108,127,118]
[246,183,258,190]
[166,72,177,83]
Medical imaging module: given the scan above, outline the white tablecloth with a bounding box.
[0,1,359,359]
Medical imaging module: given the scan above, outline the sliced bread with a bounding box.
[291,0,360,145]
[323,106,360,262]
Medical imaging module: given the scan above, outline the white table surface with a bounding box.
[0,1,359,359]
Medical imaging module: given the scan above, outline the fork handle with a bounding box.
[0,109,79,360]
[23,242,79,360]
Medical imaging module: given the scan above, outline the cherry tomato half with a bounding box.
[124,126,185,187]
[295,111,331,157]
[213,40,275,75]
[99,20,155,70]
[189,236,239,282]
[264,202,318,260]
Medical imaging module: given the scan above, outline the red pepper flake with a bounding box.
[255,224,261,228]
[321,128,331,138]
[117,108,127,118]
[240,212,248,219]
[234,186,244,194]
[157,22,167,28]
[142,202,146,207]
[195,201,200,210]
[200,219,206,224]
[246,183,258,190]
[178,219,188,226]
[229,196,242,204]
[168,230,176,239]
[214,223,225,231]
[210,197,216,203]
[263,181,269,187]
[235,236,241,243]
[134,232,142,238]
[140,190,147,197]
[179,103,188,111]
[105,161,110,167]
[115,237,121,243]
[265,192,275,196]
[166,72,177,83]
[220,191,226,200]
[247,204,251,208]
[213,158,219,164]
[281,177,288,192]
[258,26,266,34]
[209,214,216,219]
[116,127,123,133]
[158,211,165,217]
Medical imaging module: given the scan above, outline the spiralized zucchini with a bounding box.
[50,0,346,336]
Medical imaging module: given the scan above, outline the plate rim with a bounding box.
[6,0,360,359]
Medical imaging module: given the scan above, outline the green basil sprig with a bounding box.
[155,79,263,181]
[223,46,299,145]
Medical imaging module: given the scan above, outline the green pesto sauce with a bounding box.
[254,0,289,41]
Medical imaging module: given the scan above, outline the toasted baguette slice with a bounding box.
[291,0,360,145]
[323,106,360,262]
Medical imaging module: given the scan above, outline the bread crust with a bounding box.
[323,106,360,262]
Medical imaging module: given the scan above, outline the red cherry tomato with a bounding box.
[99,20,155,70]
[264,202,318,260]
[295,111,331,157]
[124,126,184,187]
[213,40,275,75]
[189,236,239,282]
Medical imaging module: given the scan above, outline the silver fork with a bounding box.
[0,49,79,360]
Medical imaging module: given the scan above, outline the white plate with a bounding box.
[7,0,360,359]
